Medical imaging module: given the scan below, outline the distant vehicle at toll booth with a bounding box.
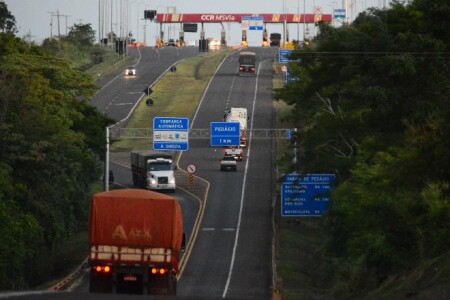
[166,39,176,46]
[238,51,256,76]
[270,33,281,47]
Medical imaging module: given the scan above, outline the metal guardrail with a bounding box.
[110,128,293,140]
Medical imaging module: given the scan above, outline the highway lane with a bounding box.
[91,46,201,123]
[177,47,278,299]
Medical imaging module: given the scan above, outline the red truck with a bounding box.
[88,189,184,295]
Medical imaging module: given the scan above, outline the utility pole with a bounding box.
[47,11,55,38]
[24,30,35,47]
[64,15,70,36]
[54,10,63,51]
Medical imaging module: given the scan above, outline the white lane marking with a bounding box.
[114,103,134,105]
[202,228,216,231]
[201,228,236,232]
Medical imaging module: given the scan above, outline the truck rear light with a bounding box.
[150,267,168,275]
[93,265,111,273]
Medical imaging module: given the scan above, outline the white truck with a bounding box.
[224,107,248,147]
[131,151,176,192]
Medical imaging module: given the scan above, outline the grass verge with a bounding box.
[84,49,134,81]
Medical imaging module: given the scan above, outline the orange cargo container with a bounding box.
[88,189,183,295]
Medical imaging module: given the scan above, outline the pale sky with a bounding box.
[4,0,388,46]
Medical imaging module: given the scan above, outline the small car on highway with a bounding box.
[224,147,243,161]
[220,155,237,171]
[125,66,136,76]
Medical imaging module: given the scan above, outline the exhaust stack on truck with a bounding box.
[88,189,184,295]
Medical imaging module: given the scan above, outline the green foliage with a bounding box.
[0,1,17,34]
[0,32,113,289]
[277,0,450,296]
[64,23,96,47]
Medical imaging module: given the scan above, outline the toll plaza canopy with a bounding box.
[157,13,332,24]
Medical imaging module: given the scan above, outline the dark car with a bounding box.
[220,155,237,171]
[167,39,176,46]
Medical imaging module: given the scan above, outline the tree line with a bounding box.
[277,0,449,296]
[0,2,113,289]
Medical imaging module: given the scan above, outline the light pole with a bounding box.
[303,0,306,41]
[283,0,287,48]
[297,0,300,42]
[141,18,147,45]
[130,1,144,42]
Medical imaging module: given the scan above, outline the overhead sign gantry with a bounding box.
[154,13,332,49]
[156,13,331,23]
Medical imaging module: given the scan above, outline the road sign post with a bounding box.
[281,174,335,217]
[153,117,189,151]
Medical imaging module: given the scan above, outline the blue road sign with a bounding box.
[334,8,346,19]
[242,16,263,30]
[153,117,189,151]
[281,174,335,217]
[210,122,240,146]
[285,68,299,85]
[279,49,294,64]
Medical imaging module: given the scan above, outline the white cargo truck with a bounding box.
[224,107,248,147]
[131,151,176,192]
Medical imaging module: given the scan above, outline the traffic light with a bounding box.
[242,30,247,42]
[144,10,156,20]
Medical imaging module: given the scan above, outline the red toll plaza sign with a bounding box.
[157,13,332,23]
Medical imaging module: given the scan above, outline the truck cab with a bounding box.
[146,157,176,192]
[131,151,176,193]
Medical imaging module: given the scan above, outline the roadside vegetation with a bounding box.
[0,2,114,290]
[275,0,450,299]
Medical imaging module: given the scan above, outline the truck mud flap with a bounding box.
[89,271,112,293]
[146,272,177,295]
